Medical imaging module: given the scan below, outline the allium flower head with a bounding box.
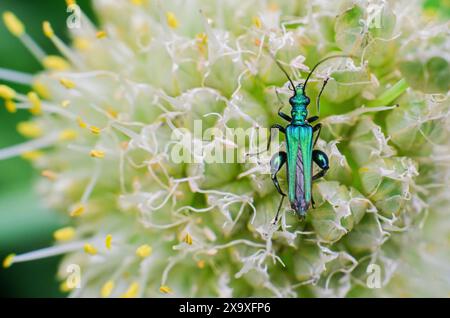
[0,0,449,297]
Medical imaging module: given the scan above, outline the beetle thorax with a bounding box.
[291,105,308,124]
[289,84,310,124]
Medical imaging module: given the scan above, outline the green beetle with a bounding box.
[264,55,351,222]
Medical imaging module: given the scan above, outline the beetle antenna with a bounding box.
[303,54,354,94]
[316,77,329,114]
[267,51,297,94]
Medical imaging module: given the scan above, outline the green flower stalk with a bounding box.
[0,0,449,297]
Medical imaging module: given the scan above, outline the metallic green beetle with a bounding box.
[265,55,350,222]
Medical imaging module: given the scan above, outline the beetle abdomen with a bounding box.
[291,149,310,213]
[286,124,313,216]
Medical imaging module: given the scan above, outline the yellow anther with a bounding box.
[159,285,173,294]
[60,280,73,293]
[42,55,70,71]
[3,12,25,37]
[96,31,107,39]
[166,12,179,29]
[105,234,112,250]
[77,117,87,128]
[17,121,43,138]
[359,167,370,173]
[66,0,77,6]
[21,151,43,161]
[90,126,101,135]
[33,81,51,99]
[101,280,115,298]
[41,170,58,181]
[252,16,262,28]
[3,253,15,268]
[106,108,118,118]
[61,100,71,108]
[5,100,17,113]
[197,260,205,269]
[183,233,193,245]
[136,244,152,258]
[196,32,208,44]
[70,204,85,217]
[0,85,16,100]
[59,129,78,141]
[84,243,97,255]
[196,32,208,54]
[121,282,139,298]
[130,0,147,5]
[59,78,76,89]
[74,37,90,50]
[53,227,76,241]
[60,278,80,293]
[43,21,54,38]
[90,149,105,159]
[27,92,42,115]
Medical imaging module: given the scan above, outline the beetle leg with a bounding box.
[278,109,292,122]
[312,149,329,180]
[270,151,287,196]
[246,124,285,157]
[312,169,327,180]
[270,151,287,224]
[307,116,319,124]
[312,123,322,147]
[273,195,285,224]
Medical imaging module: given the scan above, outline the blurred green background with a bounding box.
[0,0,447,298]
[0,0,95,297]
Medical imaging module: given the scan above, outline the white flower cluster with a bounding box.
[0,0,448,297]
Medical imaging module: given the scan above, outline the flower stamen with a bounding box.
[136,244,152,258]
[53,227,76,241]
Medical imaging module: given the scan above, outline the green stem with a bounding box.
[367,78,408,107]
